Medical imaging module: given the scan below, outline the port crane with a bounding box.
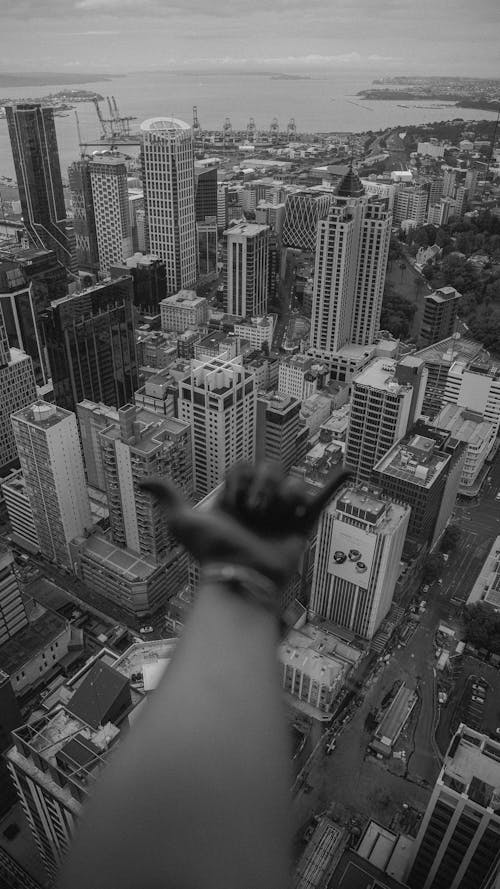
[269,117,279,141]
[192,105,202,139]
[222,117,233,144]
[246,117,256,141]
[287,117,297,138]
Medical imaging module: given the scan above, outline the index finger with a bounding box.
[304,469,352,525]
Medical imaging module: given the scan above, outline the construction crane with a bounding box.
[246,117,256,141]
[90,95,136,141]
[192,105,201,139]
[287,117,297,138]
[269,117,279,140]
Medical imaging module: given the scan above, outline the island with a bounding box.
[357,76,500,114]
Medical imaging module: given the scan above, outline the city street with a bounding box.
[272,248,298,350]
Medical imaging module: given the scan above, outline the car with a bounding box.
[496,728,500,736]
[438,579,443,585]
[443,554,449,562]
[496,492,500,501]
[472,695,485,703]
[422,585,430,593]
[139,625,154,635]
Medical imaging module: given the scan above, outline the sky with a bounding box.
[0,0,499,77]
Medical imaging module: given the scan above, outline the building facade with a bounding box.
[419,287,461,349]
[223,222,270,318]
[0,305,37,473]
[110,252,167,313]
[0,551,28,646]
[89,153,133,274]
[310,486,409,639]
[68,158,100,273]
[256,392,301,472]
[282,191,332,251]
[11,401,92,567]
[140,117,197,294]
[160,289,209,332]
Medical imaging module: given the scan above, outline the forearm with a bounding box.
[59,582,293,889]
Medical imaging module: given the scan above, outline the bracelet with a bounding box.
[200,563,281,622]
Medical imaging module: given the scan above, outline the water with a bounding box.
[0,69,498,180]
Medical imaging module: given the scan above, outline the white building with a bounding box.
[443,358,500,438]
[177,356,256,497]
[466,535,500,610]
[140,117,197,294]
[89,153,133,274]
[310,486,410,639]
[393,185,428,227]
[278,354,329,402]
[11,402,92,568]
[233,315,275,350]
[223,222,269,318]
[433,403,495,490]
[279,628,349,717]
[417,141,446,159]
[160,289,209,333]
[345,357,427,482]
[309,169,391,360]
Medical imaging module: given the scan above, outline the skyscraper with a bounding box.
[0,304,37,473]
[89,153,134,275]
[11,401,92,567]
[68,158,100,274]
[6,104,72,271]
[223,222,269,317]
[419,287,461,349]
[194,163,218,222]
[345,356,427,482]
[99,404,192,562]
[42,276,138,412]
[309,169,391,360]
[310,485,409,639]
[256,392,302,472]
[177,356,256,497]
[110,252,167,313]
[282,190,332,251]
[406,724,500,889]
[140,117,197,294]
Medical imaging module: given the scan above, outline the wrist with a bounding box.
[200,562,281,623]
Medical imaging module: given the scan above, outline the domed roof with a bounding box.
[337,165,365,198]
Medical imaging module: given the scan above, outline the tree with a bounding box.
[441,524,461,553]
[463,603,500,654]
[423,553,443,583]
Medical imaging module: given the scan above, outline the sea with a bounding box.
[0,69,498,181]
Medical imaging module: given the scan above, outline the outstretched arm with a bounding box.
[59,463,349,889]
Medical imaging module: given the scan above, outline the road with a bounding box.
[272,248,297,351]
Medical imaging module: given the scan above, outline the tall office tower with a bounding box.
[465,168,479,200]
[392,185,428,227]
[310,485,409,639]
[140,117,197,295]
[194,163,218,222]
[0,245,66,386]
[268,234,280,302]
[217,183,229,232]
[443,168,459,198]
[0,551,28,645]
[89,154,133,275]
[0,305,37,473]
[177,356,256,497]
[76,400,119,490]
[309,170,391,359]
[223,222,269,318]
[42,276,138,412]
[419,287,461,349]
[197,221,218,278]
[373,429,461,549]
[256,392,301,473]
[110,253,167,314]
[428,177,444,207]
[0,670,22,817]
[160,289,209,333]
[68,158,100,273]
[282,190,332,251]
[406,725,500,889]
[6,661,136,881]
[345,356,427,482]
[99,405,192,562]
[6,104,72,272]
[11,401,92,567]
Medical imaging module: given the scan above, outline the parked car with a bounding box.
[472,695,485,704]
[139,625,154,635]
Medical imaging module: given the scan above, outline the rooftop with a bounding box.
[433,403,495,446]
[0,608,68,675]
[336,165,365,198]
[353,359,407,394]
[427,286,461,304]
[161,289,206,308]
[140,116,191,132]
[333,485,409,533]
[100,407,188,455]
[66,661,130,730]
[12,399,72,430]
[467,534,500,610]
[79,532,160,581]
[223,222,269,237]
[114,639,177,691]
[374,433,449,488]
[442,725,500,809]
[415,332,494,368]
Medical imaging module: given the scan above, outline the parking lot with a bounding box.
[436,656,500,753]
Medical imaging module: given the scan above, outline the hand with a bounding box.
[140,462,351,589]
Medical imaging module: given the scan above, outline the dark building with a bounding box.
[110,253,166,313]
[6,104,72,272]
[256,392,301,473]
[194,165,218,223]
[0,669,22,817]
[419,286,461,349]
[68,158,100,274]
[268,234,280,303]
[0,246,67,386]
[42,276,138,411]
[197,222,218,278]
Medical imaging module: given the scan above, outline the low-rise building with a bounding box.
[233,315,275,350]
[278,354,329,401]
[134,368,176,417]
[300,393,333,436]
[279,626,350,718]
[432,403,495,491]
[160,289,209,333]
[466,535,500,611]
[0,607,73,696]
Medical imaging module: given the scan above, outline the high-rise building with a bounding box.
[282,190,332,251]
[160,289,209,333]
[373,430,460,548]
[99,404,192,562]
[11,401,92,567]
[0,245,67,386]
[406,724,500,889]
[177,356,256,497]
[345,356,427,482]
[310,485,409,639]
[89,153,133,274]
[68,158,100,273]
[223,222,270,318]
[0,670,22,817]
[432,403,495,491]
[0,305,37,473]
[256,392,301,472]
[140,117,197,294]
[110,252,167,313]
[0,551,28,645]
[443,356,500,438]
[1,469,40,553]
[194,163,218,222]
[6,104,72,271]
[419,287,461,349]
[42,276,138,412]
[309,170,391,360]
[392,185,428,227]
[76,400,120,490]
[197,221,218,278]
